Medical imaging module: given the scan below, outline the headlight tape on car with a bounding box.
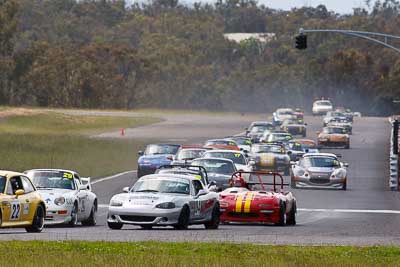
[156,202,175,209]
[54,197,65,206]
[110,198,123,207]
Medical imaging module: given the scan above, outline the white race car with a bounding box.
[25,169,98,226]
[312,100,333,115]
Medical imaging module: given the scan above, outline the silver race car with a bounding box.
[291,153,349,190]
[107,174,220,230]
[25,169,98,226]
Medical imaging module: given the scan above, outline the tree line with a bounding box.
[1,0,400,115]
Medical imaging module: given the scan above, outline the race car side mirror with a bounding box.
[123,187,130,193]
[287,151,292,155]
[304,123,308,126]
[343,162,349,168]
[249,160,255,166]
[138,150,144,156]
[78,185,87,191]
[316,131,320,135]
[195,189,207,198]
[15,189,25,197]
[290,161,297,166]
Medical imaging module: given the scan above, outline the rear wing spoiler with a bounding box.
[81,177,92,191]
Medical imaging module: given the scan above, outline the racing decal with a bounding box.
[194,200,201,216]
[235,195,243,212]
[10,201,21,220]
[193,175,202,180]
[260,154,274,167]
[23,203,30,215]
[243,192,254,213]
[63,172,73,179]
[234,153,241,158]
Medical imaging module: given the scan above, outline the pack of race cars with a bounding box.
[0,99,358,232]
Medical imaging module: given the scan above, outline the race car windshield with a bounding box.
[145,144,180,155]
[323,127,346,134]
[229,138,251,146]
[268,134,292,142]
[30,171,75,190]
[204,152,246,165]
[250,126,270,133]
[133,179,190,194]
[301,157,340,168]
[205,140,237,146]
[316,101,332,106]
[176,150,205,160]
[252,145,282,154]
[288,143,303,151]
[192,159,235,175]
[0,176,5,193]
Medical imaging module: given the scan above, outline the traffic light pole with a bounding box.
[298,28,400,53]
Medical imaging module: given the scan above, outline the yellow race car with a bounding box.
[0,171,46,232]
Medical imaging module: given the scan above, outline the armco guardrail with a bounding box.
[389,117,399,191]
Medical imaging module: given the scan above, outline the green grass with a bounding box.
[0,110,160,177]
[1,241,400,267]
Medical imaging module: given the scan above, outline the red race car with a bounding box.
[219,171,297,226]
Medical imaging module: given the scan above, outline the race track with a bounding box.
[2,113,400,245]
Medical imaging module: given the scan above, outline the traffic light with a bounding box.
[295,34,307,50]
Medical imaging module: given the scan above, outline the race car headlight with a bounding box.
[54,197,65,206]
[331,170,346,179]
[156,202,175,209]
[110,199,123,207]
[220,201,229,208]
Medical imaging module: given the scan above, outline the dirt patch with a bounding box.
[0,108,43,119]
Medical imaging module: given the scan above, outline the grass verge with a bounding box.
[1,241,400,267]
[0,110,160,177]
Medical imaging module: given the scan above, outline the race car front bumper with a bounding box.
[107,206,182,226]
[318,140,348,148]
[293,176,346,189]
[44,206,73,225]
[220,208,280,224]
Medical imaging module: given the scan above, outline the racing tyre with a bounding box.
[290,177,297,189]
[82,202,97,226]
[140,225,153,230]
[68,203,78,227]
[302,131,307,137]
[342,181,347,191]
[108,221,123,230]
[174,205,190,230]
[286,202,296,226]
[137,168,143,178]
[204,204,220,230]
[275,201,286,226]
[345,142,350,149]
[284,167,290,176]
[25,205,45,233]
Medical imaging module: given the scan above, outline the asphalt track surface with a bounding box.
[2,112,400,245]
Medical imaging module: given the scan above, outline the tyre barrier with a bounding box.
[389,117,400,191]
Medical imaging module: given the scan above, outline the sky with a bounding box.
[128,0,374,14]
[258,0,371,14]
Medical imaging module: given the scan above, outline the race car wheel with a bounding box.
[342,181,347,191]
[108,221,123,230]
[275,201,286,226]
[137,168,143,178]
[302,131,307,137]
[140,225,153,230]
[290,177,297,189]
[26,205,45,233]
[68,203,78,227]
[286,202,296,226]
[284,167,290,176]
[345,142,350,149]
[204,203,220,230]
[174,205,190,230]
[82,202,97,226]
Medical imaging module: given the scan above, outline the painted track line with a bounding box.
[92,170,136,185]
[299,208,400,214]
[97,205,400,214]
